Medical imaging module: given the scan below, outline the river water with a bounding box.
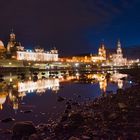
[0,70,130,130]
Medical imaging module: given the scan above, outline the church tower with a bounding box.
[117,40,122,55]
[10,29,16,42]
[7,29,16,52]
[98,41,106,60]
[6,29,18,59]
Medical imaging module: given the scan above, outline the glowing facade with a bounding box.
[0,92,8,110]
[98,42,106,59]
[111,40,127,66]
[5,31,59,61]
[91,42,106,63]
[17,49,58,62]
[18,79,59,93]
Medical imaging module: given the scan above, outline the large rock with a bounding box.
[68,112,84,128]
[29,134,42,140]
[57,96,65,102]
[118,103,127,109]
[69,136,80,140]
[12,121,36,140]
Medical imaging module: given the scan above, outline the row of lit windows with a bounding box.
[17,51,58,61]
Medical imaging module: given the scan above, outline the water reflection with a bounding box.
[18,79,59,93]
[73,71,127,94]
[0,71,128,111]
[0,75,61,111]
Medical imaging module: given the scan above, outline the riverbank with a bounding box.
[5,84,139,139]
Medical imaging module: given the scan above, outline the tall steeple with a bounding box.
[117,40,122,54]
[10,28,16,42]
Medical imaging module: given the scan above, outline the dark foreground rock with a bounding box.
[12,121,36,140]
[42,85,140,140]
[1,117,15,123]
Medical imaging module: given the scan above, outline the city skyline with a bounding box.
[0,0,140,56]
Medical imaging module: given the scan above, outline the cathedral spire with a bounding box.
[11,28,14,34]
[117,39,121,49]
[117,40,122,54]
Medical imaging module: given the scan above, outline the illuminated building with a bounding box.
[72,55,92,63]
[98,42,106,60]
[60,55,92,63]
[111,40,127,66]
[7,30,24,59]
[91,42,106,63]
[17,48,58,62]
[5,31,58,62]
[62,43,107,63]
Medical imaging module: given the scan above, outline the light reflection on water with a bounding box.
[0,70,129,129]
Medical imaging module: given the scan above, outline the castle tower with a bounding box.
[10,31,16,42]
[7,30,16,52]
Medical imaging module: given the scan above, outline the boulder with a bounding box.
[69,136,80,140]
[12,121,36,140]
[57,96,65,102]
[29,134,42,140]
[69,112,84,127]
[1,117,15,123]
[118,103,127,109]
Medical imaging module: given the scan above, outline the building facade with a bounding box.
[111,40,127,66]
[0,31,59,62]
[91,42,106,63]
[17,49,58,62]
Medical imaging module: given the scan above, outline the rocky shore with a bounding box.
[6,84,138,140]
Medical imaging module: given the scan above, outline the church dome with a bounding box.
[0,40,5,51]
[0,40,4,47]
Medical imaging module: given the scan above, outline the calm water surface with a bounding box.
[0,70,130,129]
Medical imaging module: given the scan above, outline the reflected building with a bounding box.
[99,79,107,93]
[88,72,127,93]
[18,78,60,93]
[0,92,8,110]
[110,72,127,89]
[0,40,6,59]
[118,79,123,89]
[9,91,19,112]
[88,73,108,93]
[0,76,60,111]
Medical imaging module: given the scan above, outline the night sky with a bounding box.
[0,0,140,56]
